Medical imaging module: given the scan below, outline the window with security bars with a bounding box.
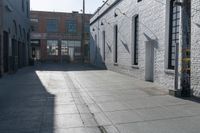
[114,25,118,63]
[132,15,139,65]
[168,0,180,69]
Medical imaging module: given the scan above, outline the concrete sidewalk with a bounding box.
[0,64,200,133]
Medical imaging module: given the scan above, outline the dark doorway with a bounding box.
[11,39,18,72]
[18,41,24,68]
[22,43,26,66]
[3,31,9,73]
[0,34,1,77]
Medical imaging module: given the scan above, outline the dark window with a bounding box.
[26,1,29,17]
[30,18,39,32]
[47,19,58,32]
[19,25,22,37]
[22,0,25,12]
[114,25,118,63]
[47,40,58,55]
[133,15,139,65]
[102,31,106,61]
[168,0,180,69]
[66,20,77,33]
[138,0,142,2]
[84,23,90,33]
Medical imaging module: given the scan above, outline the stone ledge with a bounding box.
[165,69,175,75]
[114,63,118,66]
[131,65,139,69]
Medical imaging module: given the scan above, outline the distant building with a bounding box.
[90,0,199,97]
[0,0,30,76]
[30,11,92,63]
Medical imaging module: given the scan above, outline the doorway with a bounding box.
[145,41,154,82]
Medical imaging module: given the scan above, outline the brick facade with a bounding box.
[30,11,92,63]
[0,0,30,76]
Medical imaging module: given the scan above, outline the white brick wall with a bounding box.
[191,0,200,97]
[90,0,191,92]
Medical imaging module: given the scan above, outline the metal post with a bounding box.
[174,43,179,92]
[180,0,191,97]
[81,0,85,63]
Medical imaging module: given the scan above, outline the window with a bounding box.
[19,25,22,37]
[47,19,58,32]
[84,23,90,33]
[26,1,29,17]
[132,15,139,65]
[61,41,68,55]
[47,40,58,55]
[61,40,81,56]
[114,25,118,63]
[138,0,142,2]
[95,35,97,62]
[30,18,39,32]
[22,0,25,12]
[168,0,180,69]
[30,18,39,23]
[102,31,106,62]
[66,20,77,33]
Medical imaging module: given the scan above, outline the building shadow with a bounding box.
[0,67,55,133]
[35,62,107,72]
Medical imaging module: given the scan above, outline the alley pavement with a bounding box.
[0,63,200,133]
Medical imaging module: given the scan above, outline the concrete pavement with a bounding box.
[0,63,200,133]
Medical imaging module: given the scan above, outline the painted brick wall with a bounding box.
[191,0,200,97]
[90,0,177,91]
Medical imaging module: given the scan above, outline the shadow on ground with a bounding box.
[35,63,107,72]
[0,66,55,133]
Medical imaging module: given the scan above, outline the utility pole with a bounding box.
[180,0,191,97]
[81,0,85,63]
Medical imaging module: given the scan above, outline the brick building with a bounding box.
[30,11,92,63]
[0,0,30,77]
[90,0,199,97]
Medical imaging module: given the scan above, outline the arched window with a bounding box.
[22,0,25,12]
[13,20,17,37]
[23,29,26,41]
[19,25,22,37]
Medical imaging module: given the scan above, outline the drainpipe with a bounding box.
[180,0,191,97]
[174,42,179,94]
[175,0,191,97]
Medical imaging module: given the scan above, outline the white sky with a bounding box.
[30,0,103,14]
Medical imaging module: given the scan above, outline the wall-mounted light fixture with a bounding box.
[92,26,100,31]
[114,8,126,17]
[102,0,110,6]
[100,18,110,26]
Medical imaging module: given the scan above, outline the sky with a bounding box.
[30,0,103,14]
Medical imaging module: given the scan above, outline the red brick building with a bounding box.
[30,11,92,63]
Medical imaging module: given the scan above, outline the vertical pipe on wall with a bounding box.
[180,0,191,97]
